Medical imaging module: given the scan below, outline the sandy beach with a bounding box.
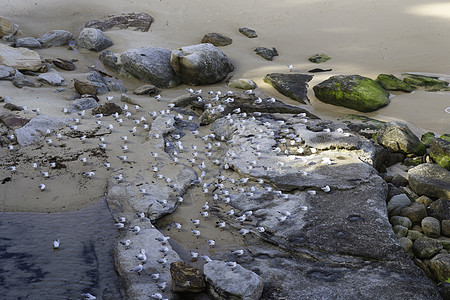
[1,0,449,212]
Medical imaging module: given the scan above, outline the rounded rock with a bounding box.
[442,220,450,237]
[415,195,433,207]
[422,217,441,238]
[387,194,412,213]
[407,230,423,241]
[393,225,408,238]
[430,253,450,282]
[398,237,413,253]
[390,216,413,229]
[400,203,427,224]
[413,236,443,259]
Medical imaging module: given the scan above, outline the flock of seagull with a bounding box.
[3,85,340,299]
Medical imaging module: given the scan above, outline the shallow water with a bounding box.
[0,199,122,300]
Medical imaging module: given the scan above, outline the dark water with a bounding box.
[0,199,122,300]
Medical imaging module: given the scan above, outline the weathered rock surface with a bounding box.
[14,115,71,146]
[422,217,442,238]
[201,33,232,46]
[133,84,160,96]
[203,260,263,300]
[254,47,278,61]
[3,103,24,111]
[443,220,450,237]
[12,72,41,88]
[52,58,75,71]
[68,97,98,113]
[102,47,181,88]
[228,78,257,90]
[308,53,331,63]
[413,236,443,259]
[170,262,205,293]
[37,69,65,86]
[402,73,449,92]
[428,199,450,222]
[400,203,428,224]
[390,216,413,229]
[113,220,181,300]
[38,30,73,47]
[430,254,450,283]
[0,112,30,129]
[377,121,427,155]
[170,43,234,85]
[0,65,16,79]
[407,163,450,199]
[313,75,390,112]
[264,73,313,104]
[0,17,19,37]
[430,138,450,170]
[239,27,257,38]
[207,114,440,299]
[15,37,42,49]
[85,12,153,32]
[76,28,113,52]
[376,74,413,92]
[74,79,97,95]
[92,102,122,116]
[0,43,42,71]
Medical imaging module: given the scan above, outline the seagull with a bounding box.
[8,166,16,172]
[256,226,265,233]
[83,171,95,178]
[216,221,226,229]
[154,94,161,101]
[53,239,60,249]
[120,240,131,248]
[81,293,96,300]
[151,293,163,300]
[190,251,199,261]
[207,240,216,247]
[191,229,201,237]
[226,261,237,269]
[191,219,200,227]
[287,64,294,72]
[130,226,141,234]
[321,185,331,193]
[151,273,160,281]
[136,249,147,263]
[232,249,244,257]
[174,222,182,231]
[159,246,169,255]
[307,190,317,195]
[238,228,250,236]
[114,222,125,229]
[202,255,213,262]
[130,264,143,275]
[156,281,167,291]
[39,183,46,191]
[155,236,170,244]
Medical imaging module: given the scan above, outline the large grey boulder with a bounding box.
[68,97,98,113]
[76,28,113,52]
[413,236,443,259]
[377,121,427,155]
[430,253,450,283]
[170,43,234,85]
[15,37,42,49]
[407,163,450,199]
[0,43,41,71]
[14,115,72,146]
[313,75,390,112]
[101,47,181,88]
[85,12,153,32]
[0,65,16,79]
[203,260,263,300]
[263,73,314,104]
[38,30,73,47]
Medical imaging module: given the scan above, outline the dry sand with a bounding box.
[1,0,450,213]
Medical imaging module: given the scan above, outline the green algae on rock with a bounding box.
[376,121,427,156]
[308,53,331,63]
[376,74,413,92]
[313,75,390,112]
[430,138,450,170]
[421,132,436,145]
[402,73,449,92]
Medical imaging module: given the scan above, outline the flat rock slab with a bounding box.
[0,43,41,71]
[14,115,71,146]
[407,163,450,199]
[38,30,73,47]
[0,112,30,129]
[85,12,153,32]
[264,73,313,104]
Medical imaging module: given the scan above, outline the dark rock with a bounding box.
[87,71,109,95]
[377,121,426,155]
[437,282,450,300]
[74,79,97,95]
[430,138,450,170]
[402,73,449,92]
[15,37,42,49]
[120,94,138,105]
[401,203,427,224]
[0,112,30,129]
[4,103,24,111]
[416,195,433,207]
[99,50,123,75]
[313,75,390,112]
[170,262,205,293]
[308,53,331,63]
[238,27,257,38]
[92,102,123,116]
[443,220,450,237]
[120,47,181,88]
[85,12,153,32]
[428,199,450,222]
[413,236,443,259]
[308,68,332,73]
[407,163,450,199]
[422,217,442,238]
[263,73,313,104]
[390,216,413,229]
[12,73,41,88]
[133,84,160,96]
[391,174,408,187]
[430,253,450,282]
[254,47,278,61]
[413,258,434,279]
[393,225,408,238]
[171,43,234,86]
[38,30,73,47]
[421,132,436,145]
[52,58,75,71]
[201,33,232,46]
[398,237,413,253]
[203,260,263,300]
[375,74,413,92]
[77,28,113,52]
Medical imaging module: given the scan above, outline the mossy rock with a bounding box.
[313,75,390,112]
[308,53,331,63]
[376,74,413,92]
[440,134,450,143]
[377,121,427,155]
[402,74,449,91]
[430,138,450,170]
[421,132,436,145]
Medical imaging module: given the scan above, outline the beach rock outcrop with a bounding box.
[413,236,443,259]
[37,69,65,86]
[133,84,160,96]
[170,43,234,85]
[0,17,19,37]
[85,12,153,32]
[101,47,181,88]
[402,73,449,92]
[264,73,313,104]
[407,163,450,199]
[227,78,257,90]
[0,112,30,129]
[201,33,232,46]
[203,260,263,300]
[38,30,73,47]
[15,37,42,49]
[239,27,257,38]
[308,53,331,63]
[170,262,205,293]
[376,74,413,92]
[0,65,16,79]
[430,254,450,282]
[0,43,41,71]
[428,199,450,222]
[68,97,98,113]
[313,75,390,112]
[377,121,427,155]
[430,138,450,170]
[254,47,278,61]
[14,115,71,146]
[76,28,113,52]
[92,102,122,116]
